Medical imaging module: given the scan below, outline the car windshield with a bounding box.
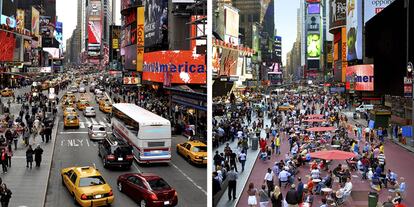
[66,115,77,121]
[148,178,171,191]
[93,126,105,131]
[79,176,106,187]
[192,146,207,152]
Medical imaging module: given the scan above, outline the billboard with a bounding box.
[219,48,239,77]
[143,0,168,47]
[88,0,102,21]
[224,5,239,43]
[329,0,346,30]
[123,72,141,85]
[1,0,16,17]
[88,21,102,44]
[308,3,320,14]
[0,30,16,61]
[307,15,320,32]
[121,0,140,11]
[307,33,321,59]
[0,15,16,28]
[31,7,40,35]
[111,26,121,49]
[124,44,137,70]
[16,9,25,30]
[341,27,347,82]
[23,39,32,62]
[43,47,60,59]
[345,64,374,91]
[364,0,395,24]
[212,46,221,74]
[142,50,206,84]
[136,7,145,72]
[346,0,362,61]
[40,16,54,37]
[306,0,321,2]
[55,21,63,43]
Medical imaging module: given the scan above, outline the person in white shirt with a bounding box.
[311,168,321,179]
[264,168,274,197]
[342,178,353,198]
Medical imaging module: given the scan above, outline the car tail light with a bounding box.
[107,155,115,160]
[108,190,113,196]
[81,194,88,200]
[126,155,134,160]
[149,193,158,201]
[174,191,178,197]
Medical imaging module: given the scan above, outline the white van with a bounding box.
[356,104,374,113]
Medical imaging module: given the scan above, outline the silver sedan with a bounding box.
[88,124,107,140]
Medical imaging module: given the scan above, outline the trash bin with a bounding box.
[251,136,259,150]
[368,191,378,207]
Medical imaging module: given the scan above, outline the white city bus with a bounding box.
[111,103,171,163]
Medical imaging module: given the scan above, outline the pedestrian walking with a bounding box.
[264,168,275,197]
[286,184,299,207]
[258,184,270,207]
[271,186,283,207]
[5,148,11,168]
[26,145,34,169]
[34,144,43,167]
[239,150,247,172]
[227,167,238,200]
[0,150,8,174]
[0,184,12,207]
[247,182,258,207]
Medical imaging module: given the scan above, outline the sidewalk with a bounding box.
[215,112,271,207]
[0,86,59,207]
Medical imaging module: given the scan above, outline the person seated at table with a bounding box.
[310,160,318,171]
[371,173,382,191]
[306,177,314,193]
[311,166,321,179]
[392,192,402,205]
[315,171,333,194]
[341,177,353,200]
[302,187,314,205]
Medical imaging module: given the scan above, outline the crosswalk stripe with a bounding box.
[91,118,98,124]
[79,122,85,128]
[99,121,106,126]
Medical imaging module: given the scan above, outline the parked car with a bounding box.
[98,135,134,169]
[117,173,178,207]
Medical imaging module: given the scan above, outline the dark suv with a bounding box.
[98,135,134,169]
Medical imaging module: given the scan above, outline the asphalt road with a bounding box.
[44,89,207,207]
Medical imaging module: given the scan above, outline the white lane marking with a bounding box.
[79,122,85,128]
[12,156,26,159]
[171,163,207,195]
[99,121,106,126]
[86,139,90,147]
[132,163,141,173]
[91,118,98,124]
[107,123,112,128]
[59,132,89,134]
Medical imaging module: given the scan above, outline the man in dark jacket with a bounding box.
[285,184,299,207]
[34,145,43,167]
[296,177,304,203]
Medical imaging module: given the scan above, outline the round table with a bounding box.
[312,179,322,183]
[321,187,332,193]
[331,145,340,148]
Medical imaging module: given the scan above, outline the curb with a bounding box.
[42,116,59,207]
[234,148,260,207]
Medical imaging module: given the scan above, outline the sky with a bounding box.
[56,0,121,50]
[274,0,300,66]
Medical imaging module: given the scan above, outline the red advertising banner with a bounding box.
[345,64,374,91]
[0,31,16,61]
[142,50,206,84]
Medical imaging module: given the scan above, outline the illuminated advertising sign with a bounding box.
[40,16,54,37]
[0,15,16,28]
[136,7,144,72]
[252,24,260,62]
[345,64,374,91]
[55,22,63,43]
[0,30,16,61]
[16,9,25,30]
[307,34,321,59]
[2,0,16,17]
[346,0,362,61]
[364,0,395,24]
[121,0,140,11]
[31,7,40,35]
[307,15,320,32]
[89,0,102,21]
[88,21,101,44]
[219,48,239,77]
[143,0,168,47]
[308,3,320,14]
[306,0,321,3]
[23,39,32,62]
[124,44,136,70]
[329,0,346,30]
[341,27,347,82]
[123,72,141,85]
[224,5,239,43]
[212,46,221,74]
[142,50,206,84]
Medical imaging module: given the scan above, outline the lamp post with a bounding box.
[409,62,413,146]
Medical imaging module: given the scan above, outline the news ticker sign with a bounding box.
[136,7,144,72]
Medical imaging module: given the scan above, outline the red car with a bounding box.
[117,173,178,207]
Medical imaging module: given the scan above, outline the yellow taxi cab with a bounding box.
[277,103,295,111]
[63,113,80,129]
[1,88,14,97]
[62,99,75,110]
[62,92,74,100]
[61,166,114,207]
[176,140,207,165]
[99,102,112,113]
[64,107,78,117]
[98,98,110,106]
[77,99,90,111]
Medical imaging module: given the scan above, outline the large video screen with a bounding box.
[307,33,321,59]
[88,21,102,44]
[308,3,320,14]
